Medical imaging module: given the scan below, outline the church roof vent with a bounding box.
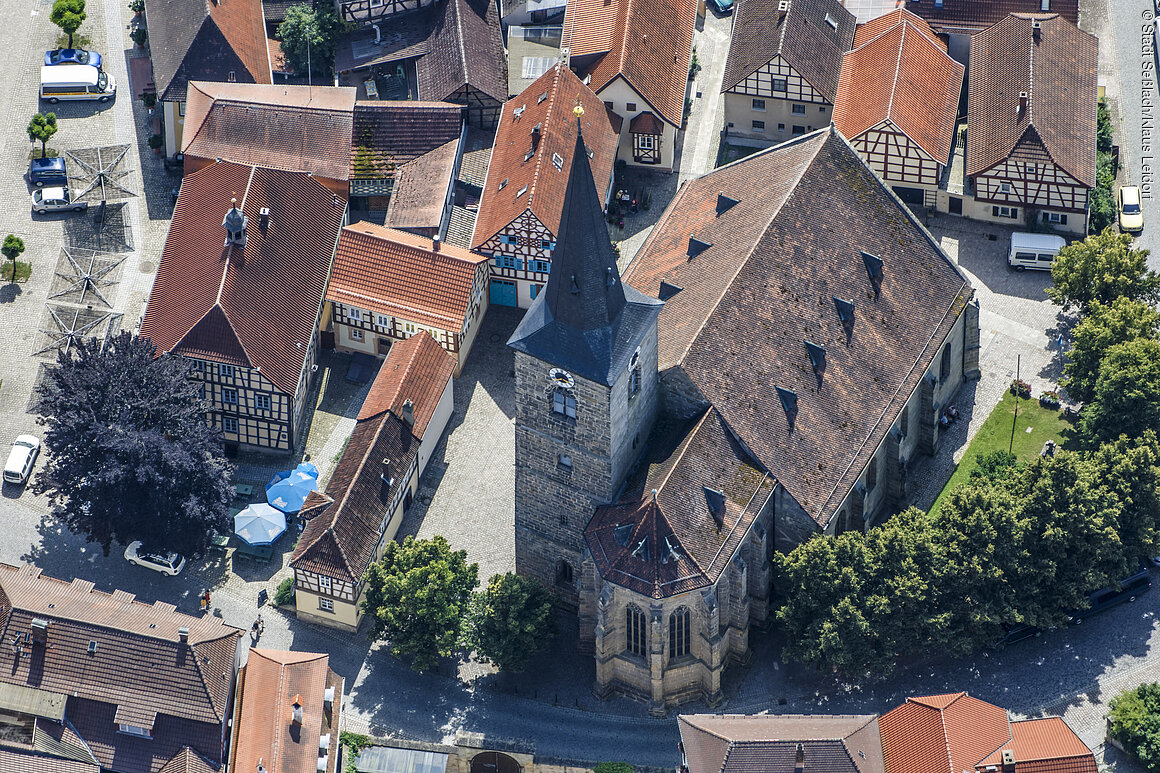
[631,536,650,561]
[662,534,681,563]
[703,486,726,527]
[776,386,798,427]
[614,523,634,546]
[658,280,682,301]
[861,250,884,297]
[687,237,712,260]
[716,192,739,216]
[804,340,826,375]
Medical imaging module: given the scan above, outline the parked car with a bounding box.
[1119,185,1144,233]
[124,542,186,576]
[3,436,40,485]
[995,621,1042,647]
[32,187,87,214]
[28,156,67,188]
[707,0,734,13]
[1067,564,1151,624]
[45,48,102,68]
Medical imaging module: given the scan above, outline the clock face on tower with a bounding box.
[549,368,575,389]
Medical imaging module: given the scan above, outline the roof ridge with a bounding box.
[187,638,231,722]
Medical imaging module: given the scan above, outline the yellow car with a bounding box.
[1119,186,1144,233]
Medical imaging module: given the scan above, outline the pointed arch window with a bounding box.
[626,605,646,657]
[669,607,690,658]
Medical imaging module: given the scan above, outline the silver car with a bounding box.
[32,186,87,214]
[3,435,40,485]
[124,541,187,576]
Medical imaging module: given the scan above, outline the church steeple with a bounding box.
[508,123,661,385]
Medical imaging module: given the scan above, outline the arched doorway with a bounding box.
[470,752,521,773]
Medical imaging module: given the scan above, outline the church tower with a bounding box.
[508,115,663,606]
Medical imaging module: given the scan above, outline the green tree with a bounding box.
[2,235,25,282]
[27,113,58,157]
[1109,683,1160,772]
[1064,297,1160,404]
[362,535,479,672]
[1089,433,1160,567]
[1081,337,1160,445]
[1097,98,1114,153]
[50,0,86,48]
[464,573,556,672]
[32,332,233,556]
[1048,228,1159,312]
[968,450,1019,484]
[277,2,341,78]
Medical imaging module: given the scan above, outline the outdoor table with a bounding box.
[234,483,254,499]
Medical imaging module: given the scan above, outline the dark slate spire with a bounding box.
[508,117,662,385]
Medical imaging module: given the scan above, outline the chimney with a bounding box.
[291,694,304,724]
[178,627,189,643]
[30,618,48,644]
[259,207,270,230]
[1032,19,1042,40]
[794,743,805,773]
[380,458,392,484]
[432,234,441,252]
[1001,749,1016,773]
[776,0,789,19]
[1018,92,1028,114]
[401,399,415,428]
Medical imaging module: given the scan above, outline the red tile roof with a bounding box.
[562,0,697,127]
[904,0,1079,35]
[585,409,776,598]
[139,162,345,395]
[232,650,342,773]
[182,82,356,182]
[879,693,1011,773]
[679,714,884,773]
[977,718,1096,773]
[472,64,620,249]
[625,128,971,529]
[834,10,963,164]
[965,13,1097,186]
[358,331,456,440]
[329,222,487,334]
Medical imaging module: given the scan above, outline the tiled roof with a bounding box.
[385,139,461,231]
[585,409,776,598]
[624,128,971,529]
[33,717,99,766]
[977,718,1097,773]
[157,746,219,773]
[834,10,963,164]
[0,745,99,773]
[417,0,507,104]
[508,130,662,386]
[678,714,884,773]
[68,698,226,773]
[904,0,1078,35]
[562,0,697,127]
[182,82,356,181]
[722,0,856,101]
[0,564,242,772]
[471,64,620,249]
[231,650,333,773]
[351,102,464,180]
[147,0,272,102]
[334,11,435,74]
[358,332,456,439]
[139,162,345,395]
[879,693,1011,773]
[328,222,487,334]
[289,408,419,582]
[965,13,1096,186]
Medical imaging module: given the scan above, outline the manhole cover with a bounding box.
[139,261,156,274]
[490,333,500,343]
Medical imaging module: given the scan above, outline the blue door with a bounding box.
[491,279,517,307]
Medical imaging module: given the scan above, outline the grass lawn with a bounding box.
[1,261,30,282]
[929,390,1076,515]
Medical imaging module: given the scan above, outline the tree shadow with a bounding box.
[0,283,24,304]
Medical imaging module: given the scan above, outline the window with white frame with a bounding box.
[637,134,656,150]
[552,389,576,418]
[992,205,1019,219]
[1000,182,1011,193]
[1044,212,1068,224]
[348,308,362,321]
[375,314,391,328]
[319,598,334,612]
[352,328,364,341]
[319,576,332,592]
[118,725,152,738]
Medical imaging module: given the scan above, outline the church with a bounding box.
[509,123,979,714]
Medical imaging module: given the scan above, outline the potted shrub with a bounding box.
[129,0,144,15]
[1010,379,1032,399]
[130,27,147,48]
[142,91,156,111]
[147,134,163,154]
[1039,389,1061,409]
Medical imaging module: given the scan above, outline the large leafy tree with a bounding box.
[50,0,86,48]
[277,2,341,78]
[464,572,556,672]
[1048,228,1159,313]
[27,113,58,157]
[1081,337,1160,445]
[1064,297,1160,404]
[362,535,479,672]
[32,332,232,555]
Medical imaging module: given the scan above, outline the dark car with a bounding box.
[1067,565,1151,624]
[45,48,102,69]
[28,156,67,188]
[707,0,734,13]
[995,622,1041,647]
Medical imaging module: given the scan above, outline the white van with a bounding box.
[1008,232,1066,272]
[40,64,116,103]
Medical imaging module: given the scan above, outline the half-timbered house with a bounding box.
[832,10,964,210]
[418,0,508,128]
[721,0,854,147]
[959,13,1096,234]
[146,0,273,158]
[472,64,621,308]
[561,0,696,170]
[290,332,456,631]
[335,0,435,26]
[326,222,489,373]
[139,162,347,452]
